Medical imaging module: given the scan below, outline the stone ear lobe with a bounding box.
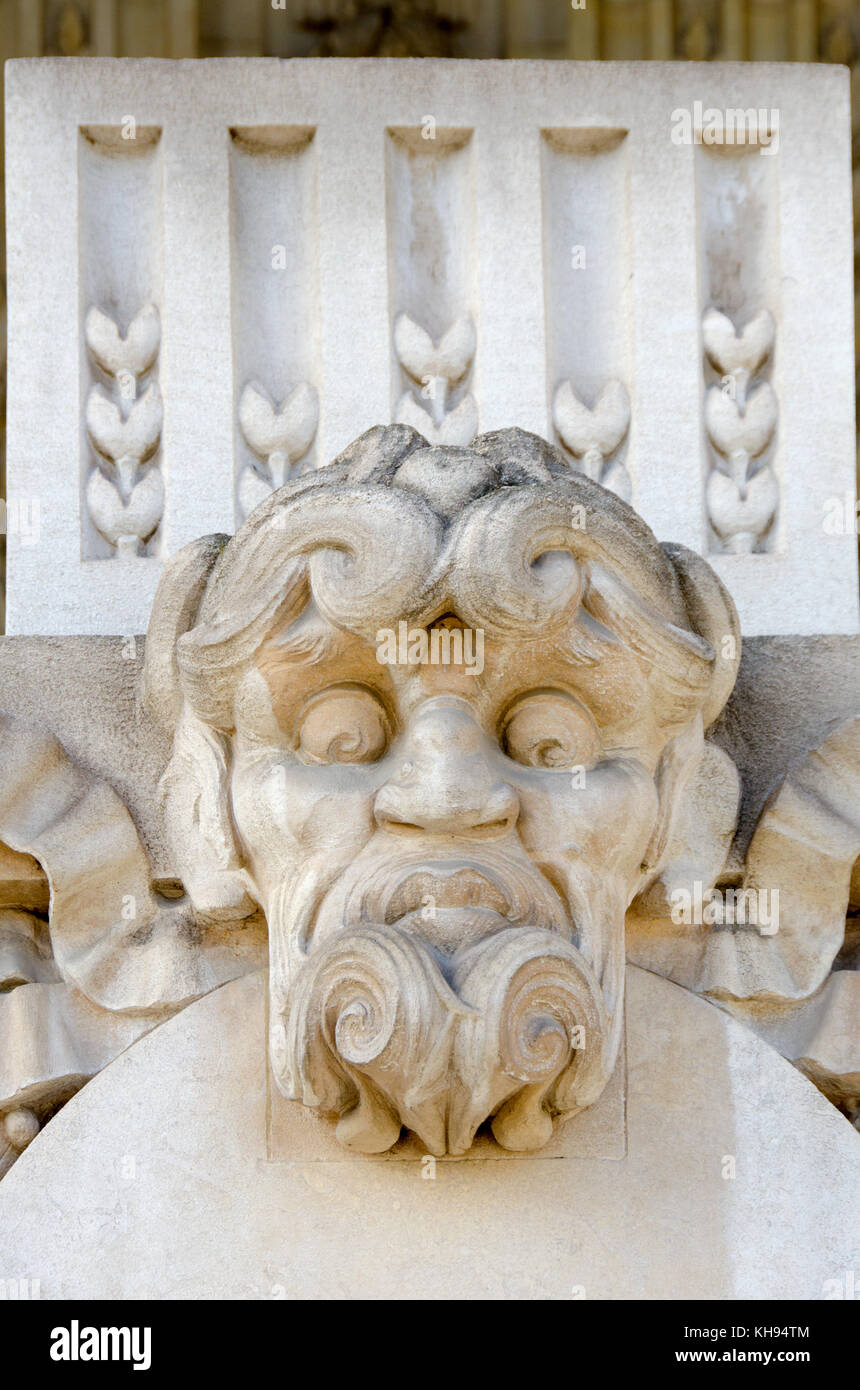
[159,710,257,924]
[141,534,229,733]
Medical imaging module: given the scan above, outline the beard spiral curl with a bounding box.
[275,921,611,1156]
[276,924,469,1155]
[449,927,610,1154]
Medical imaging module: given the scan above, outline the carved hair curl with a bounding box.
[143,425,740,737]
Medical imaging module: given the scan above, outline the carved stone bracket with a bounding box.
[1,427,858,1173]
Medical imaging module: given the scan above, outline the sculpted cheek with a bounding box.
[232,758,377,865]
[515,759,659,872]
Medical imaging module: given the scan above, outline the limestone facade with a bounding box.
[0,52,857,1300]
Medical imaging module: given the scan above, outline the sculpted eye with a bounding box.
[502,690,600,770]
[296,685,390,765]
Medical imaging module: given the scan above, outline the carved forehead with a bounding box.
[254,601,656,738]
[157,427,738,732]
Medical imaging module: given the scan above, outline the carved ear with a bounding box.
[159,710,257,923]
[141,534,229,732]
[661,541,741,728]
[635,735,741,912]
[635,546,742,901]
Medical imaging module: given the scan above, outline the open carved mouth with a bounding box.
[380,865,515,953]
[383,866,511,923]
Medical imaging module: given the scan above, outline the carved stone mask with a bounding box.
[145,426,740,1155]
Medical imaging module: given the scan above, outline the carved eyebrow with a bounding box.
[268,624,333,667]
[263,607,336,667]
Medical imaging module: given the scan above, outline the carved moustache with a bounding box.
[318,843,576,955]
[271,855,611,1156]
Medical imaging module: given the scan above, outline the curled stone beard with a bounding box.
[270,914,612,1156]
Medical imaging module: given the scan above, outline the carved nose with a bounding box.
[375,699,518,839]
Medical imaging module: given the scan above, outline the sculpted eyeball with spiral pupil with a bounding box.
[502,691,600,770]
[296,687,390,764]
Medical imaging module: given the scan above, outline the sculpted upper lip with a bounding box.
[328,846,574,941]
[383,864,511,924]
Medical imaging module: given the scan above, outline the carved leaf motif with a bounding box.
[394,312,476,386]
[238,381,318,463]
[705,382,777,458]
[84,304,160,378]
[86,465,165,551]
[702,307,774,378]
[86,382,163,463]
[395,389,478,446]
[706,466,779,551]
[553,379,630,459]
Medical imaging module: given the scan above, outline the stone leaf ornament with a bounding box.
[703,305,774,380]
[85,303,160,378]
[394,312,478,446]
[84,304,165,556]
[237,380,319,519]
[703,307,778,553]
[552,378,632,501]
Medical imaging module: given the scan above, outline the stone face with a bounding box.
[2,421,858,1175]
[143,424,741,1154]
[1,966,858,1300]
[4,59,857,636]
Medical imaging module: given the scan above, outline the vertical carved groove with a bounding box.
[541,128,634,501]
[229,126,320,522]
[385,126,478,446]
[696,134,781,553]
[79,125,164,559]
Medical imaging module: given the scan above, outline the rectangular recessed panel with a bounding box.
[78,125,164,562]
[541,127,634,501]
[385,127,477,446]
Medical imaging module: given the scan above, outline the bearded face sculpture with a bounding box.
[145,427,739,1156]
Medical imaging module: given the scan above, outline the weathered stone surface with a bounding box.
[1,966,856,1300]
[0,426,858,1173]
